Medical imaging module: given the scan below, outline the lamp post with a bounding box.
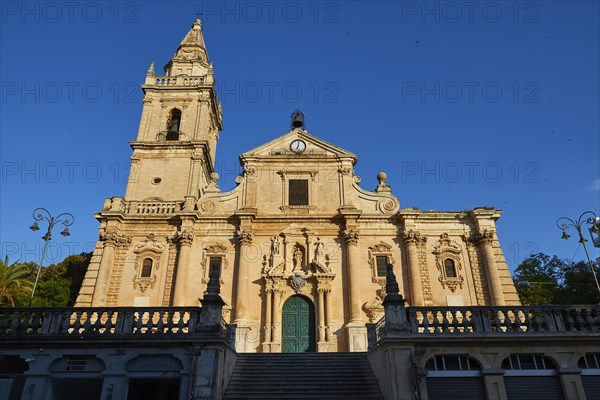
[28,208,74,306]
[556,211,600,297]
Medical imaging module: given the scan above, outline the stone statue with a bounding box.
[270,235,280,257]
[293,247,303,271]
[314,237,324,264]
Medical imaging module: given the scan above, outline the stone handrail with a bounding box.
[0,307,200,338]
[125,201,183,214]
[375,305,599,340]
[153,76,205,86]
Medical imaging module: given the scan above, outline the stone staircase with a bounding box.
[223,352,385,399]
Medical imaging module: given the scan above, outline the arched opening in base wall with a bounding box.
[425,355,485,400]
[282,295,316,353]
[0,356,28,400]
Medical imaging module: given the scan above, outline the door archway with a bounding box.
[282,295,316,353]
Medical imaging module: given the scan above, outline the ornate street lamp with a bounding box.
[28,208,75,306]
[590,217,600,248]
[556,211,600,297]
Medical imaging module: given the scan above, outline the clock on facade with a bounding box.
[290,139,307,153]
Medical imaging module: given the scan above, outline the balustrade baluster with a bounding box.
[422,311,431,333]
[575,309,585,331]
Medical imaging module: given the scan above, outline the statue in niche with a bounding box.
[293,247,303,272]
[270,236,280,257]
[314,237,324,264]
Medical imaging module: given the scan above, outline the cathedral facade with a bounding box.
[75,19,520,353]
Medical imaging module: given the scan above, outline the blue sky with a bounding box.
[1,1,599,272]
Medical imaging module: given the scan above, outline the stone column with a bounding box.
[344,229,368,352]
[325,288,334,342]
[317,288,326,348]
[173,231,194,306]
[479,229,505,306]
[92,231,130,306]
[233,229,255,352]
[271,288,283,352]
[403,230,424,306]
[234,229,254,322]
[262,284,273,351]
[344,229,362,322]
[186,153,204,197]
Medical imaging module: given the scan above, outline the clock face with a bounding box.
[290,139,307,153]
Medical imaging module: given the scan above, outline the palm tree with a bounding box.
[0,256,34,307]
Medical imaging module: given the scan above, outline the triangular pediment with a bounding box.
[241,129,357,163]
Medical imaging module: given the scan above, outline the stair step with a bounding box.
[223,353,384,400]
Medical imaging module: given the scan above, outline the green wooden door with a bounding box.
[282,296,316,353]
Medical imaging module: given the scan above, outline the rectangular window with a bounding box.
[209,257,222,278]
[288,179,309,205]
[376,256,388,277]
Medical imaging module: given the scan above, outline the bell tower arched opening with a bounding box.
[166,108,182,140]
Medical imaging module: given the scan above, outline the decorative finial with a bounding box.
[290,109,305,130]
[146,62,155,76]
[193,14,202,29]
[376,171,391,193]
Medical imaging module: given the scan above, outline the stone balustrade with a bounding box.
[370,305,600,344]
[0,307,201,339]
[125,201,183,214]
[104,198,184,215]
[153,76,205,86]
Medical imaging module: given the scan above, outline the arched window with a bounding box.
[166,109,181,140]
[444,259,457,278]
[578,353,600,400]
[141,258,153,278]
[502,354,562,400]
[424,355,485,400]
[0,355,28,400]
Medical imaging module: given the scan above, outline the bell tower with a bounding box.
[124,18,223,201]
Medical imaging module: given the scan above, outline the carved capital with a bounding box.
[478,229,495,245]
[403,229,426,245]
[237,229,254,246]
[317,286,331,294]
[99,231,131,247]
[343,229,359,245]
[191,152,204,162]
[170,230,194,246]
[339,167,353,176]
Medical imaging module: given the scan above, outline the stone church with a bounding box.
[75,18,520,353]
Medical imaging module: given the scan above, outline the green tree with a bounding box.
[31,252,92,307]
[561,260,600,304]
[514,253,563,305]
[514,253,600,305]
[0,257,34,306]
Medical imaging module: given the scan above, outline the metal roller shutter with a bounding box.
[582,376,600,400]
[504,376,564,400]
[426,377,486,400]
